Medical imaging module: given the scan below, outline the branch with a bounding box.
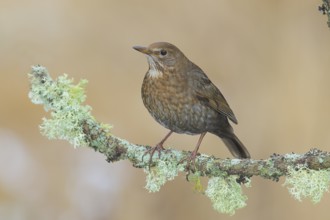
[319,0,330,28]
[28,65,330,215]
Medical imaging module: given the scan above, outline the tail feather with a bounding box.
[220,133,250,159]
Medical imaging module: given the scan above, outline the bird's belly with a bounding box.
[143,91,221,134]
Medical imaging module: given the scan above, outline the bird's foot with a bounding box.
[178,151,199,177]
[178,132,205,179]
[142,144,166,169]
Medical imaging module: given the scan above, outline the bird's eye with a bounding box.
[160,49,167,56]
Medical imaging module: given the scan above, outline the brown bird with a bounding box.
[133,42,250,166]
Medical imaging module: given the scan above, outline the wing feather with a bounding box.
[188,64,238,124]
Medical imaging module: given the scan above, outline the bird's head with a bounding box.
[133,42,187,78]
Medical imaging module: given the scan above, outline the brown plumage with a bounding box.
[133,42,250,166]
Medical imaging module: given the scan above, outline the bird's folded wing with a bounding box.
[189,68,238,124]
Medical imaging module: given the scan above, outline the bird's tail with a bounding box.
[215,130,250,159]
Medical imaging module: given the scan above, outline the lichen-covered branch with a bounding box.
[28,65,330,215]
[319,0,330,28]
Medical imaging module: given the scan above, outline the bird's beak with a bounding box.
[133,46,151,55]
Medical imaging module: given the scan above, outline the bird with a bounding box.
[133,42,250,167]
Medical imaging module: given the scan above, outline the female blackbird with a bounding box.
[133,42,250,165]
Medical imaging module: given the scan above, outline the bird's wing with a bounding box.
[188,65,238,124]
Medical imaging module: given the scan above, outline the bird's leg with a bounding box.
[178,132,206,172]
[142,131,173,168]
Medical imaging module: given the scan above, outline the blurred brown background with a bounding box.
[1,0,330,219]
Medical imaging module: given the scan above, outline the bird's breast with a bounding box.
[141,72,221,134]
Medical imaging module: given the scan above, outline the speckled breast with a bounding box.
[141,72,224,135]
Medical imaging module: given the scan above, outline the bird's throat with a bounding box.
[147,56,163,78]
[147,68,163,78]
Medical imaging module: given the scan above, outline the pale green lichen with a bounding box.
[205,176,249,215]
[284,166,330,203]
[283,153,301,160]
[230,159,241,165]
[28,65,96,147]
[144,160,180,192]
[188,172,204,193]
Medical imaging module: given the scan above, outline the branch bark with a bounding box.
[85,115,330,182]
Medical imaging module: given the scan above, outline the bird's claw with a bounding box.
[142,144,166,169]
[178,151,199,179]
